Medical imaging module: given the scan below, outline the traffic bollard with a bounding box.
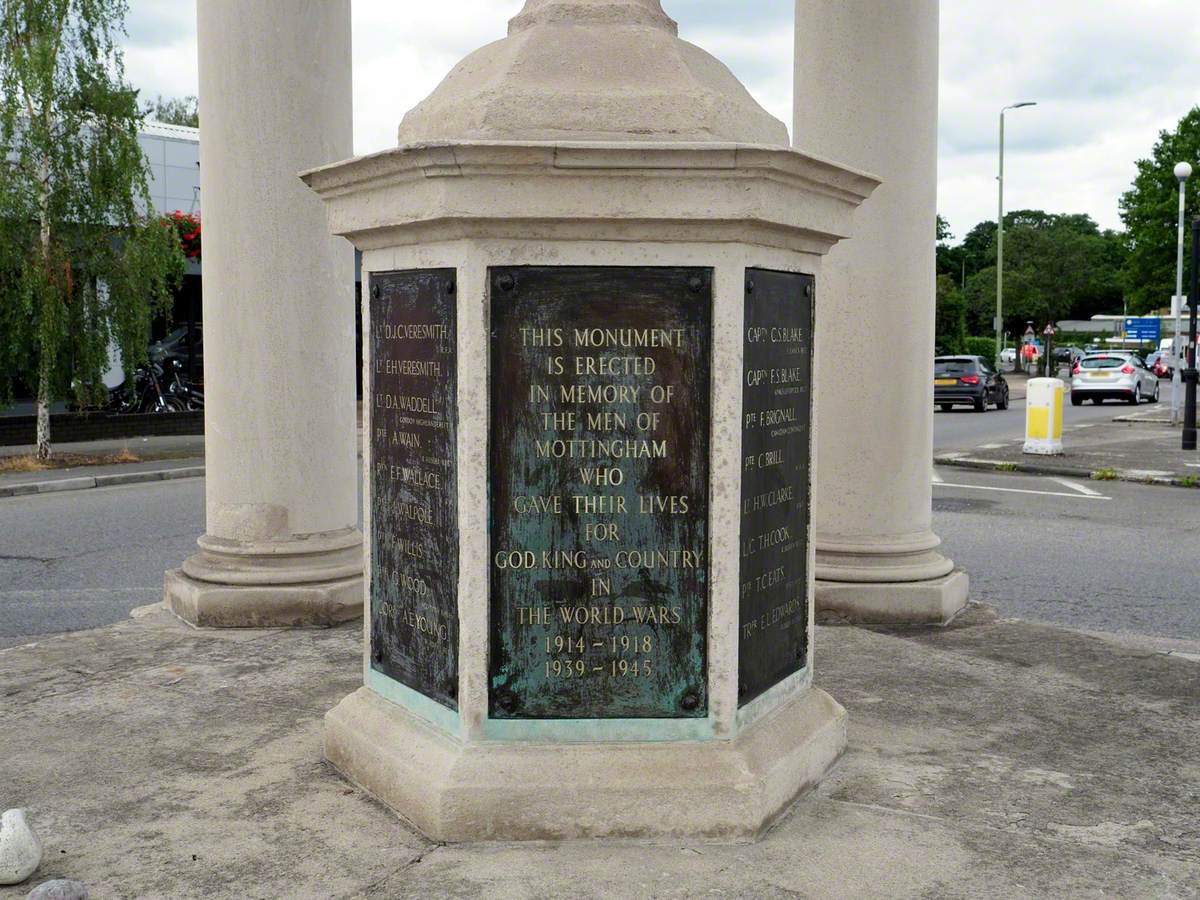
[1023,377,1065,455]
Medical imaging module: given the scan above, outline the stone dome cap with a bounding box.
[396,0,789,146]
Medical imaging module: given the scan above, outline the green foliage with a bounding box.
[964,336,996,360]
[960,210,1127,336]
[0,0,186,454]
[1119,107,1200,315]
[935,274,967,354]
[142,94,198,128]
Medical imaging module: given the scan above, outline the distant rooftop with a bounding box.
[141,120,199,141]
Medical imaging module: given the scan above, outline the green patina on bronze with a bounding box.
[489,266,712,720]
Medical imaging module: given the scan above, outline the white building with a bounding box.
[138,120,201,217]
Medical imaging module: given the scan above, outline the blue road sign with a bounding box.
[1125,317,1161,342]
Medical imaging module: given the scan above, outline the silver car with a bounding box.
[1070,352,1160,406]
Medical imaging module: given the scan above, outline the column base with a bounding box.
[324,685,847,842]
[164,527,364,627]
[164,568,362,627]
[816,568,969,626]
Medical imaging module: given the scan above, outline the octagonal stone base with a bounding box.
[324,686,847,842]
[164,568,362,628]
[816,569,969,626]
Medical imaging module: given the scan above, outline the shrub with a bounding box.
[964,336,997,360]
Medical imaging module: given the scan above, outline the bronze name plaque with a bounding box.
[738,268,813,706]
[369,269,459,710]
[488,266,712,719]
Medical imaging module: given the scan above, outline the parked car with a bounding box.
[1000,347,1017,365]
[1145,351,1172,379]
[1048,346,1083,376]
[1070,353,1160,406]
[934,356,1010,412]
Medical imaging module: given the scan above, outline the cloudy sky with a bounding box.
[124,0,1199,243]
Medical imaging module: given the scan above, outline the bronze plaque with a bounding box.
[738,268,812,706]
[369,268,459,709]
[488,266,712,719]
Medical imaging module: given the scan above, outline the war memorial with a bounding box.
[157,0,956,840]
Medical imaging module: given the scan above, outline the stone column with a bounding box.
[164,0,362,627]
[793,0,969,624]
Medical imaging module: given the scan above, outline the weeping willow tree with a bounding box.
[0,0,185,458]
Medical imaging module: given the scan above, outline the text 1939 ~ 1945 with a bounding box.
[488,266,712,719]
[369,269,459,710]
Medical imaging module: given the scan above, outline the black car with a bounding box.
[934,355,1010,412]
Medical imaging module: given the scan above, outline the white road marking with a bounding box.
[931,469,944,484]
[1052,477,1104,497]
[1187,463,1200,469]
[934,481,1110,501]
[978,443,1007,449]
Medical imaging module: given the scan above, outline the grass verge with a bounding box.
[0,447,140,473]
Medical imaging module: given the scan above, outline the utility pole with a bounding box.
[1171,162,1191,425]
[996,101,1037,372]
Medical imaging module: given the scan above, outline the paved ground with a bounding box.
[938,416,1200,486]
[2,604,1197,899]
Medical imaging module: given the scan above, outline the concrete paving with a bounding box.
[938,415,1200,487]
[2,604,1197,899]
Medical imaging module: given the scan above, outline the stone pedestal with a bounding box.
[164,0,362,627]
[793,0,969,625]
[305,0,877,841]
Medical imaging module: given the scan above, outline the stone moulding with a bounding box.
[301,141,880,253]
[324,683,848,842]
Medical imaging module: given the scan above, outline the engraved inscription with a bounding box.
[370,269,459,709]
[489,267,712,719]
[738,269,813,706]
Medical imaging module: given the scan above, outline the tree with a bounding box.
[143,94,198,128]
[1119,107,1200,314]
[0,0,185,458]
[935,274,967,355]
[959,210,1126,337]
[936,215,966,287]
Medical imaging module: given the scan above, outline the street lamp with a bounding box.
[1171,161,1192,425]
[1184,217,1199,452]
[996,101,1037,371]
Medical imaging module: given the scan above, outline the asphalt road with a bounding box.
[933,394,1132,452]
[2,465,1196,649]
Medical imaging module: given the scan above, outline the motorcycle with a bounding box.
[104,351,187,414]
[162,356,205,411]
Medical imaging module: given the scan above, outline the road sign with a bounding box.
[1125,317,1161,342]
[1043,324,1056,337]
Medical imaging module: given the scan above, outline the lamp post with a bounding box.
[996,101,1037,371]
[1171,162,1192,425]
[1184,217,1199,451]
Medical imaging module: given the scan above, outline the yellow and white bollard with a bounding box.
[1023,377,1065,455]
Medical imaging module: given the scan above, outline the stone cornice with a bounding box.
[301,141,880,254]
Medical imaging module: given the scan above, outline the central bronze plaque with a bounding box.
[489,266,711,719]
